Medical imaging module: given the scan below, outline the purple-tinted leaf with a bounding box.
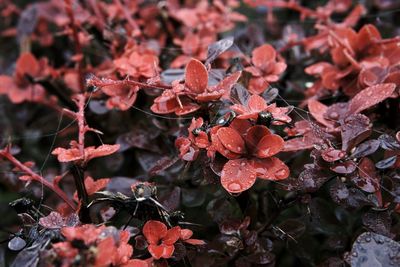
[261,87,279,103]
[89,100,108,115]
[378,134,400,150]
[205,37,234,65]
[362,211,392,237]
[8,237,26,251]
[354,158,380,193]
[296,167,331,192]
[340,114,372,152]
[375,156,397,169]
[319,257,345,267]
[230,83,250,105]
[182,188,206,207]
[323,102,349,123]
[349,232,400,267]
[117,128,160,153]
[148,156,179,176]
[350,140,380,159]
[161,69,184,84]
[17,5,38,40]
[235,252,275,266]
[159,186,181,211]
[207,197,242,224]
[329,179,371,208]
[330,161,357,174]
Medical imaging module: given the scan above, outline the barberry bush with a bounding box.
[0,0,400,266]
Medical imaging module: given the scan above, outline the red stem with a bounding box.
[64,0,85,92]
[89,77,172,91]
[0,149,76,210]
[75,94,86,160]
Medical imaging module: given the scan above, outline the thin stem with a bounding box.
[64,0,85,92]
[76,94,86,159]
[0,149,76,210]
[88,76,172,91]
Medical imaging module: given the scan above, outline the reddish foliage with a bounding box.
[1,1,400,266]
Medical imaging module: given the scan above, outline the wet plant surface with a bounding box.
[0,0,400,266]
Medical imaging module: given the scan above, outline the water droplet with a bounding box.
[352,251,358,257]
[275,169,287,178]
[329,112,339,119]
[228,182,242,192]
[240,161,246,166]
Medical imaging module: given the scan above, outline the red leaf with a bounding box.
[85,144,120,161]
[321,148,346,162]
[148,244,174,260]
[52,147,82,162]
[348,83,396,115]
[210,126,241,160]
[15,52,40,78]
[308,99,335,128]
[245,125,271,154]
[185,59,208,94]
[163,226,181,245]
[175,102,201,115]
[143,220,167,245]
[217,127,246,154]
[252,44,276,69]
[221,159,257,193]
[180,229,193,240]
[256,134,284,158]
[95,237,115,267]
[84,176,110,195]
[211,71,242,99]
[150,97,179,114]
[250,157,289,180]
[39,211,65,229]
[184,238,206,245]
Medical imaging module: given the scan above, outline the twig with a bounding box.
[0,148,76,210]
[64,0,85,92]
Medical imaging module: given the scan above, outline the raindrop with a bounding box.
[329,112,339,119]
[228,182,242,192]
[8,236,26,251]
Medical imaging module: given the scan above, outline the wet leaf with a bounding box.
[205,37,234,65]
[8,236,26,251]
[161,69,185,84]
[182,188,206,207]
[296,167,331,192]
[378,134,400,151]
[330,179,370,208]
[348,83,396,115]
[330,160,357,174]
[375,156,397,169]
[350,140,380,159]
[261,87,279,103]
[349,232,400,267]
[340,114,371,152]
[362,211,392,237]
[354,158,380,193]
[221,159,257,193]
[148,156,179,176]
